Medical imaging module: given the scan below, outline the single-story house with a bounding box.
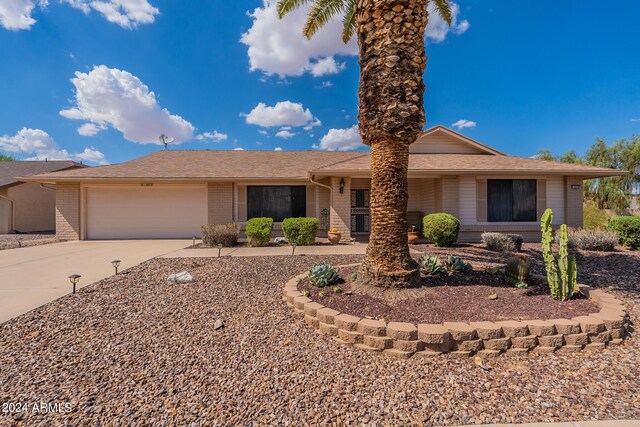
[0,160,85,234]
[21,125,624,242]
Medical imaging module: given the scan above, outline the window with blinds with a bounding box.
[487,179,537,222]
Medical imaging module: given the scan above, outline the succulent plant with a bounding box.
[541,209,577,301]
[333,286,343,293]
[417,255,445,275]
[351,271,358,281]
[504,254,530,287]
[443,255,473,274]
[308,262,339,287]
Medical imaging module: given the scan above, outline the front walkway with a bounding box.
[456,421,638,427]
[162,242,424,258]
[0,239,190,323]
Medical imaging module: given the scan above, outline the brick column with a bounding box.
[56,183,80,240]
[330,177,351,243]
[565,177,584,228]
[207,182,233,224]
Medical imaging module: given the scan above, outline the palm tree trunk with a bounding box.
[356,0,429,288]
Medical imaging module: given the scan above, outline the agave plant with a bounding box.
[417,255,445,275]
[309,262,339,287]
[443,255,473,274]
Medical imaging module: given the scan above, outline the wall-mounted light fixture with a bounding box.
[339,178,345,194]
[571,184,581,190]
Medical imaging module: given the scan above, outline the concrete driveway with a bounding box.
[0,240,190,324]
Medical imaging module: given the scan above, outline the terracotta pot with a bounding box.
[408,231,420,245]
[327,232,342,245]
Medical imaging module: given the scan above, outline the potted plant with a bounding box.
[327,228,342,244]
[408,225,419,245]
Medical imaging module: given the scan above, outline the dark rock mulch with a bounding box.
[299,265,597,323]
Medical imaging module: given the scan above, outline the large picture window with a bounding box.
[487,180,537,222]
[247,186,306,222]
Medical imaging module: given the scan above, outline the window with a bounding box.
[487,180,537,222]
[247,186,306,222]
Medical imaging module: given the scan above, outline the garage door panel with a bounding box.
[87,186,207,239]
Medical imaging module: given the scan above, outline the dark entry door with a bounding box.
[350,189,370,233]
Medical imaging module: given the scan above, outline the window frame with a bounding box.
[487,179,537,222]
[246,185,306,222]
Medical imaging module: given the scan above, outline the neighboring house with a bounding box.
[22,126,624,242]
[0,161,85,234]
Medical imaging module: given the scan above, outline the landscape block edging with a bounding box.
[283,264,629,359]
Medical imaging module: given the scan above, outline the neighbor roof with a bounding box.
[21,150,366,182]
[310,154,627,178]
[0,160,84,187]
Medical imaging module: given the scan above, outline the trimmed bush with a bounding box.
[282,217,319,246]
[201,223,239,247]
[608,216,640,249]
[565,228,618,252]
[245,217,273,247]
[422,213,460,247]
[481,232,523,252]
[583,201,610,230]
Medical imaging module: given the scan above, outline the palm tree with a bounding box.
[278,0,452,288]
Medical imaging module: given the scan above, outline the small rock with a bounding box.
[167,271,193,284]
[488,294,498,300]
[213,319,224,330]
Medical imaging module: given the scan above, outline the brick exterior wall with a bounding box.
[56,183,80,240]
[207,182,233,224]
[565,177,584,228]
[330,177,351,243]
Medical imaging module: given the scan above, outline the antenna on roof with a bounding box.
[159,134,174,150]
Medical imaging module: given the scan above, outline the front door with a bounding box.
[350,189,370,233]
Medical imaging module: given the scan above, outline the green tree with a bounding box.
[535,149,556,161]
[278,0,452,288]
[0,152,14,161]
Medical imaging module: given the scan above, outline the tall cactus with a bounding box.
[541,209,577,301]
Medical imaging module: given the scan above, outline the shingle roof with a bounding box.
[21,150,366,181]
[0,160,84,187]
[20,150,625,183]
[310,154,626,178]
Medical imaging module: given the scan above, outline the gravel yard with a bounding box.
[0,234,59,251]
[0,248,638,425]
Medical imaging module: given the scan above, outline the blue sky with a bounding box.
[0,0,639,165]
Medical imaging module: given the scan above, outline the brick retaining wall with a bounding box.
[283,265,629,359]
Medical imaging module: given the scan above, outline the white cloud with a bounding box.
[452,119,477,130]
[196,130,228,142]
[1,0,158,30]
[313,125,362,151]
[274,147,283,151]
[63,0,158,28]
[0,128,107,164]
[426,2,469,42]
[308,56,345,77]
[240,1,468,77]
[0,0,46,30]
[240,1,357,78]
[258,130,268,135]
[243,101,321,129]
[60,65,195,144]
[233,147,245,151]
[275,130,296,139]
[316,81,333,89]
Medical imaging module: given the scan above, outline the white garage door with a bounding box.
[86,185,207,239]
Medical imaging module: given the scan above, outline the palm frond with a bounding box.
[341,0,356,43]
[303,0,345,39]
[277,0,312,19]
[431,0,452,25]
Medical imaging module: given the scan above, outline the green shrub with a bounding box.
[608,216,640,249]
[422,213,460,247]
[481,232,523,252]
[566,228,618,251]
[201,223,239,247]
[282,217,319,246]
[583,201,610,230]
[245,217,273,247]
